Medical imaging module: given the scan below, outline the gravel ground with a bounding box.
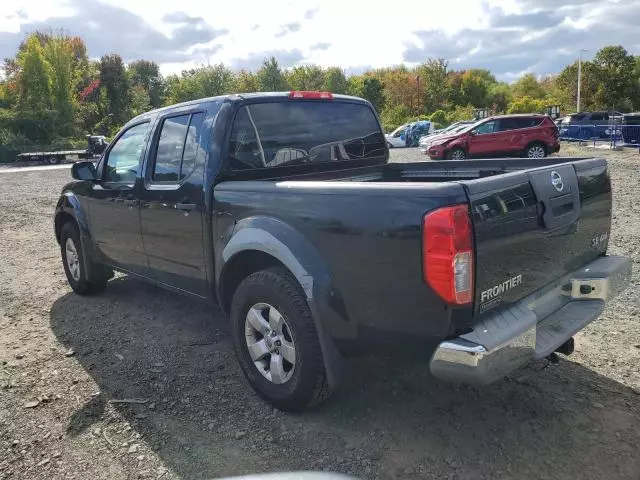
[1,145,639,480]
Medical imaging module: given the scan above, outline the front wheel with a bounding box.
[447,148,466,160]
[230,267,331,411]
[60,222,110,295]
[525,143,547,158]
[48,156,61,165]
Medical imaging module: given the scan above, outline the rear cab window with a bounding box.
[228,100,386,170]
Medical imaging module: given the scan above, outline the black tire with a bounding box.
[48,156,61,165]
[447,147,466,160]
[60,222,111,295]
[230,267,331,411]
[524,142,547,158]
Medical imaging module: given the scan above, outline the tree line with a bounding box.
[1,31,639,151]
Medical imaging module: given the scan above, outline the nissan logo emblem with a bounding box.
[551,170,564,192]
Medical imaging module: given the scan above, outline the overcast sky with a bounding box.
[1,0,638,81]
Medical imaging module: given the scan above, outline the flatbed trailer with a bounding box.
[15,135,108,165]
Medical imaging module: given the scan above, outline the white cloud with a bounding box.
[1,0,639,80]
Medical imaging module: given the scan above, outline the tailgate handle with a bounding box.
[549,193,574,217]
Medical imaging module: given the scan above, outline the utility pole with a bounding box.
[577,49,588,113]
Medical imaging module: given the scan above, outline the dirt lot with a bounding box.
[1,145,639,480]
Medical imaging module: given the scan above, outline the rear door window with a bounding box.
[152,112,205,182]
[228,101,386,170]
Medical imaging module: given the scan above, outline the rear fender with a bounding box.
[219,216,349,388]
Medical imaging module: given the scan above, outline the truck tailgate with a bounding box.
[463,158,611,316]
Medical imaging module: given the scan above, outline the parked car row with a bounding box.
[420,114,560,160]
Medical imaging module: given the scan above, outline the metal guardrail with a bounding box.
[558,124,640,151]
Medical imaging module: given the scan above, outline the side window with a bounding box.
[104,122,149,183]
[228,107,264,170]
[474,121,496,135]
[590,113,605,121]
[152,112,205,182]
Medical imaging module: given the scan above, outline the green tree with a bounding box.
[43,37,75,136]
[323,67,348,94]
[446,104,475,123]
[16,35,53,111]
[129,85,151,117]
[507,95,546,114]
[99,54,130,125]
[164,64,235,104]
[234,70,259,92]
[487,83,512,113]
[592,45,636,110]
[128,60,164,107]
[417,58,448,112]
[286,65,325,91]
[347,76,384,112]
[512,73,546,99]
[555,61,601,112]
[429,109,448,126]
[256,57,289,91]
[460,69,494,107]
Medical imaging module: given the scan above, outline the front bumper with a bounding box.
[430,255,632,385]
[427,146,446,159]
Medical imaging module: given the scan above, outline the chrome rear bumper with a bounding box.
[430,255,632,385]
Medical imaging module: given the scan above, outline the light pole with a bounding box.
[577,49,588,113]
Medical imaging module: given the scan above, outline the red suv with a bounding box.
[426,114,560,160]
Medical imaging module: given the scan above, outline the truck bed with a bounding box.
[215,156,612,354]
[223,157,596,183]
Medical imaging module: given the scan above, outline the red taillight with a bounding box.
[423,205,474,305]
[288,91,334,100]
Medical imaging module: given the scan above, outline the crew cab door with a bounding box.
[138,111,209,296]
[88,121,150,276]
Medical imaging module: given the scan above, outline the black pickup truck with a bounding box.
[54,91,632,411]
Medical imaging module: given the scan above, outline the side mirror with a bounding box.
[468,130,477,136]
[71,161,97,181]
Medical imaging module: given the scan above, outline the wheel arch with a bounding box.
[218,219,347,388]
[524,140,547,156]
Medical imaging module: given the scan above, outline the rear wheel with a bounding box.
[230,267,331,411]
[447,148,466,160]
[60,222,111,295]
[525,142,547,158]
[48,156,61,165]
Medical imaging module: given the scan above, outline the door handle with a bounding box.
[124,199,139,207]
[175,203,196,212]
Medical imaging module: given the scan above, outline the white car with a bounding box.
[385,124,410,148]
[386,121,436,148]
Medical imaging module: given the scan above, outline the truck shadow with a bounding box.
[49,277,640,480]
